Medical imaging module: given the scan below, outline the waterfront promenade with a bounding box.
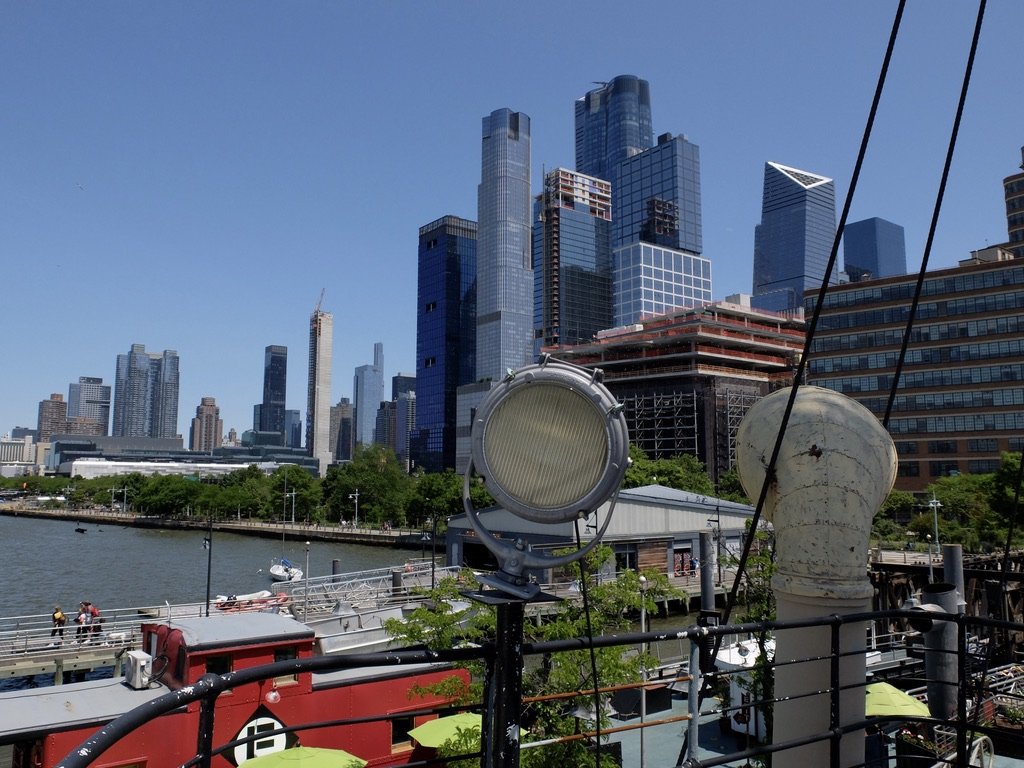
[0,502,427,548]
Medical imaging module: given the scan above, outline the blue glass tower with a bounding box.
[259,345,287,439]
[752,162,837,312]
[414,216,477,472]
[613,132,702,253]
[575,75,653,181]
[533,169,613,351]
[476,108,533,382]
[842,217,906,281]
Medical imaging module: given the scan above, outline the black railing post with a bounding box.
[484,599,525,768]
[829,616,841,768]
[195,677,221,768]
[957,613,969,764]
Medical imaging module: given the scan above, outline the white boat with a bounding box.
[270,558,303,582]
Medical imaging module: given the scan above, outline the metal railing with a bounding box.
[54,607,1024,768]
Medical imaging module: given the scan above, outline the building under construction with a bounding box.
[548,296,805,481]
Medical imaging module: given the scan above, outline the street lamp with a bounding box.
[285,491,297,525]
[926,534,934,583]
[203,520,213,617]
[348,490,359,529]
[929,493,943,582]
[638,574,649,768]
[304,541,310,622]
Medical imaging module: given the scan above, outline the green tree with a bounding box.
[386,547,679,768]
[322,446,411,527]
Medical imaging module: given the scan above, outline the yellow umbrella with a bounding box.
[865,682,930,718]
[240,746,366,768]
[408,712,483,748]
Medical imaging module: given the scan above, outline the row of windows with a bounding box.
[811,315,1024,353]
[854,387,1024,414]
[815,289,1024,331]
[813,266,1024,310]
[898,438,1003,455]
[888,411,1024,434]
[810,337,1024,374]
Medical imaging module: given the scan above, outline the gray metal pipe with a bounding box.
[921,582,959,720]
[699,531,715,612]
[942,544,965,606]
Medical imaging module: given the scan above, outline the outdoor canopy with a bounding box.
[240,746,366,768]
[865,682,930,718]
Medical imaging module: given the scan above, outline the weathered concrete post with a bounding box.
[736,386,897,768]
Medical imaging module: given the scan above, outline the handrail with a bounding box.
[54,608,1024,768]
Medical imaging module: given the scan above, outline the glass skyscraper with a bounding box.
[752,161,837,312]
[112,343,180,439]
[353,342,384,449]
[1003,147,1024,260]
[575,75,653,181]
[259,345,287,439]
[533,168,613,351]
[613,242,712,326]
[414,215,477,473]
[475,108,533,382]
[575,76,708,325]
[613,133,702,254]
[842,217,907,281]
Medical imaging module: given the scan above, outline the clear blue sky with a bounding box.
[2,2,1021,440]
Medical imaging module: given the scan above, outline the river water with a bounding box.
[0,514,417,620]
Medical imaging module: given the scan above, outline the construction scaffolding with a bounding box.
[621,389,699,460]
[716,387,762,478]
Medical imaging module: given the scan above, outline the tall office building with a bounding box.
[1004,147,1024,260]
[306,300,334,475]
[285,409,302,450]
[575,75,654,182]
[395,391,416,472]
[533,168,613,350]
[613,242,712,326]
[843,217,907,281]
[413,216,477,473]
[392,373,416,401]
[476,108,534,382]
[613,133,702,253]
[353,342,384,450]
[329,398,353,462]
[189,396,223,452]
[37,393,67,442]
[259,345,288,439]
[112,343,180,439]
[455,109,533,472]
[67,376,111,436]
[575,76,708,325]
[752,162,837,312]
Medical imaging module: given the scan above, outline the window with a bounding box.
[274,647,299,686]
[206,655,232,676]
[391,714,415,749]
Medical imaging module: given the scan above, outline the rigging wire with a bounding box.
[882,0,988,430]
[674,1,909,762]
[574,518,604,766]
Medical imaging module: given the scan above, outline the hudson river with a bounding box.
[1,514,416,619]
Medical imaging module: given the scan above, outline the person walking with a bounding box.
[50,605,67,640]
[74,601,92,641]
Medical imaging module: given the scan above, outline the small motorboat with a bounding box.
[269,558,303,582]
[214,590,289,613]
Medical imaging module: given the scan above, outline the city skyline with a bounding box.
[3,3,1022,438]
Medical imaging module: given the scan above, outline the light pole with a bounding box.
[304,541,310,622]
[929,493,943,582]
[926,534,934,582]
[120,488,129,516]
[348,489,359,529]
[639,573,649,768]
[285,491,297,525]
[431,514,438,591]
[203,520,213,617]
